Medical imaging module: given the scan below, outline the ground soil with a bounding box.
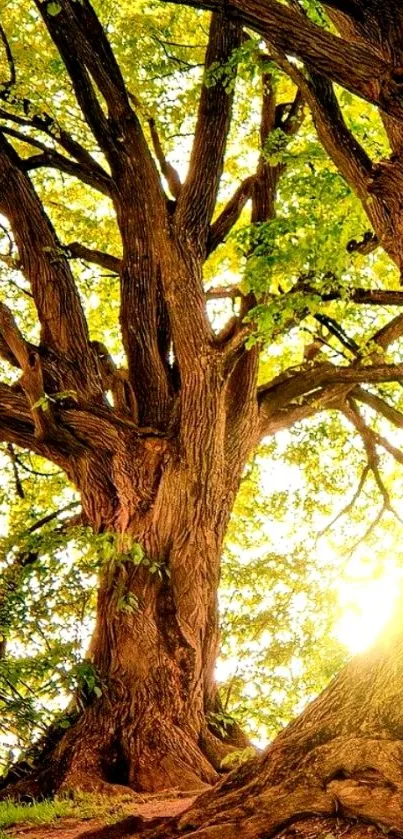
[4,796,398,839]
[3,794,196,839]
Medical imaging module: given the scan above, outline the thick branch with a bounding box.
[35,0,122,157]
[148,118,182,199]
[119,242,173,427]
[91,340,137,419]
[371,313,403,350]
[38,0,130,123]
[305,71,373,200]
[23,151,113,198]
[347,231,379,255]
[251,70,280,225]
[0,383,67,462]
[0,107,113,193]
[0,333,18,366]
[258,360,403,421]
[353,386,403,429]
[0,301,32,369]
[205,284,243,299]
[324,0,403,60]
[0,126,112,196]
[66,242,121,274]
[0,24,16,95]
[223,70,290,463]
[258,382,351,438]
[35,11,112,156]
[280,88,304,136]
[257,315,403,438]
[0,133,98,394]
[36,0,164,201]
[164,0,402,119]
[207,176,255,254]
[0,302,57,439]
[36,4,176,424]
[175,13,243,253]
[297,281,403,308]
[272,56,372,202]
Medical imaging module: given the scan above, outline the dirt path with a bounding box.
[5,795,196,839]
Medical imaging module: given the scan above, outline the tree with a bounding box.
[135,1,403,835]
[2,0,403,830]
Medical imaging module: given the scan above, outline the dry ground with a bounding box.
[2,793,195,839]
[3,798,397,839]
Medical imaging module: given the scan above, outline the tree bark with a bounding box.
[144,615,403,838]
[0,348,256,800]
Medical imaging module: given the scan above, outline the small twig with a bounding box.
[13,454,61,478]
[152,35,203,69]
[371,429,403,470]
[222,667,240,712]
[317,464,370,540]
[318,391,403,552]
[5,443,24,499]
[344,398,403,523]
[0,24,16,94]
[26,501,80,535]
[344,504,386,558]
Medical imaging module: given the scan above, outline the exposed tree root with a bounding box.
[143,629,403,839]
[144,758,403,839]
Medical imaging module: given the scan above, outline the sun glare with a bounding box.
[335,562,403,654]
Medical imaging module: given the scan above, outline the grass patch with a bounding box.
[0,792,135,830]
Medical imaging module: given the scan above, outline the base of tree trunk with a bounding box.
[0,697,248,801]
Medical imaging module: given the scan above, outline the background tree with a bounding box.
[2,0,403,831]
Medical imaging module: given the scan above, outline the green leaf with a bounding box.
[46,1,62,15]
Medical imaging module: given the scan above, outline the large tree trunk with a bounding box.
[148,614,403,838]
[0,371,256,800]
